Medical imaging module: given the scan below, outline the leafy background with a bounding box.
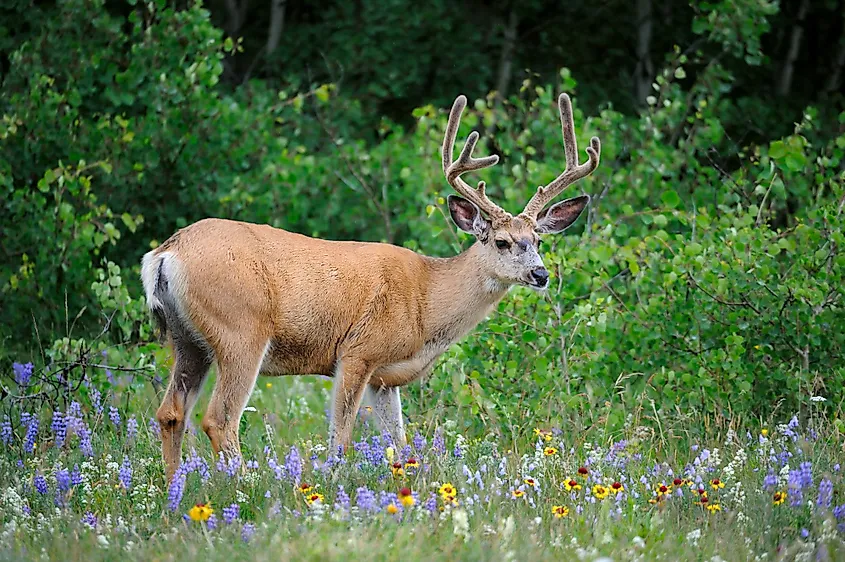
[0,0,844,436]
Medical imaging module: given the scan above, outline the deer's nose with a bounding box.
[530,267,549,287]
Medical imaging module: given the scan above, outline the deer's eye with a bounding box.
[495,239,511,251]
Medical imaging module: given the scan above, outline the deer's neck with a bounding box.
[421,242,509,345]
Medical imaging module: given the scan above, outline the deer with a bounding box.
[141,93,600,481]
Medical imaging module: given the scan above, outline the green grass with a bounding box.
[1,374,844,562]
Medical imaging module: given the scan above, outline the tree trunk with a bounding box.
[266,0,287,55]
[778,0,810,97]
[494,8,519,102]
[634,0,654,105]
[825,12,845,94]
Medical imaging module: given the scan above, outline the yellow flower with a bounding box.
[564,479,582,492]
[533,428,553,442]
[543,447,558,456]
[552,505,569,518]
[188,503,213,522]
[654,483,673,495]
[385,447,395,463]
[773,491,787,506]
[512,489,525,499]
[611,481,624,494]
[404,458,420,470]
[761,428,769,437]
[710,479,725,490]
[524,478,537,488]
[391,462,405,477]
[265,382,272,389]
[706,503,721,513]
[592,485,609,500]
[306,492,324,505]
[299,482,313,494]
[399,488,415,508]
[439,483,457,498]
[386,503,399,514]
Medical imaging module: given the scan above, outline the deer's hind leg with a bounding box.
[201,338,270,463]
[156,331,213,482]
[365,384,407,448]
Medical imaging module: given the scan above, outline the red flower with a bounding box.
[577,466,589,476]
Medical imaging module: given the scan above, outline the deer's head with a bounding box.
[442,94,601,290]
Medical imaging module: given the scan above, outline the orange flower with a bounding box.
[577,466,589,477]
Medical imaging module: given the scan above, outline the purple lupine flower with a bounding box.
[119,456,132,490]
[78,424,93,457]
[356,486,378,513]
[56,468,71,493]
[817,478,833,510]
[206,514,218,531]
[800,528,809,538]
[13,362,33,386]
[763,471,778,490]
[126,416,138,441]
[423,493,438,514]
[1,417,11,446]
[167,472,186,511]
[148,417,160,438]
[833,505,845,520]
[222,455,241,478]
[81,512,98,529]
[68,401,82,420]
[184,449,211,482]
[71,465,83,486]
[413,432,426,451]
[284,446,302,484]
[335,485,350,510]
[108,407,121,428]
[241,522,256,542]
[23,416,39,454]
[106,369,115,386]
[51,411,67,448]
[432,428,445,456]
[268,456,284,480]
[91,389,103,415]
[246,459,259,470]
[798,462,813,489]
[453,443,463,458]
[34,473,48,494]
[223,503,240,524]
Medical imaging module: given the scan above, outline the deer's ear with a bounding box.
[535,195,590,234]
[448,195,490,236]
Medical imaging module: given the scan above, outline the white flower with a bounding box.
[810,396,826,403]
[97,535,110,548]
[452,508,469,541]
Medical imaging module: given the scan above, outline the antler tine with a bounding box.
[442,95,508,219]
[520,93,601,219]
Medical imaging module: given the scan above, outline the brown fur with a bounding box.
[142,93,600,481]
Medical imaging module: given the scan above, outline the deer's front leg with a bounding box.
[365,384,406,448]
[328,357,371,455]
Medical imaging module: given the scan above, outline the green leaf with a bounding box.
[661,190,681,208]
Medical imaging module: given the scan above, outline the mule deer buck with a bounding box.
[142,93,600,481]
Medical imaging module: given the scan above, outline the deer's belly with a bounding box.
[371,341,450,387]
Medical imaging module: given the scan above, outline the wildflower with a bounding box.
[655,483,673,495]
[552,505,570,518]
[412,432,426,451]
[817,478,833,510]
[168,471,186,511]
[306,492,325,505]
[1,417,11,446]
[533,428,553,442]
[188,503,214,522]
[511,489,525,499]
[385,447,395,463]
[761,428,768,437]
[592,485,609,500]
[391,462,404,477]
[386,503,399,515]
[118,456,132,490]
[694,492,709,506]
[241,522,255,542]
[126,416,138,441]
[34,473,48,494]
[543,447,557,456]
[564,479,582,492]
[710,479,724,490]
[611,481,624,494]
[81,512,98,529]
[773,491,787,505]
[577,466,589,477]
[524,478,537,488]
[399,487,415,508]
[706,504,721,513]
[432,429,445,456]
[439,483,457,498]
[13,362,33,386]
[223,503,240,524]
[335,485,351,511]
[284,446,302,484]
[356,487,379,513]
[56,468,71,493]
[23,415,39,454]
[299,482,313,495]
[51,411,67,448]
[108,407,121,427]
[405,458,420,471]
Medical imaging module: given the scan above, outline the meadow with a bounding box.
[1,360,843,561]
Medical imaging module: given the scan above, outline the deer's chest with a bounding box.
[370,336,453,387]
